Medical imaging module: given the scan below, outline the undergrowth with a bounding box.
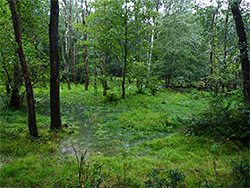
[0,84,249,187]
[183,93,250,146]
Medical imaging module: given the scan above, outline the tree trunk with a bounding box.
[99,52,107,96]
[69,0,76,85]
[223,12,229,63]
[10,56,22,108]
[81,0,89,90]
[63,0,71,89]
[231,3,250,106]
[50,0,62,130]
[74,39,78,85]
[209,12,216,76]
[94,51,97,87]
[122,0,128,100]
[9,0,38,137]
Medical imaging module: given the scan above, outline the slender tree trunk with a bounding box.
[231,3,250,106]
[50,0,62,130]
[2,50,12,103]
[81,0,89,90]
[210,12,216,76]
[63,0,71,89]
[99,52,107,96]
[69,0,76,85]
[149,24,155,70]
[74,39,78,85]
[30,0,39,58]
[223,12,229,63]
[122,0,128,100]
[10,55,22,108]
[9,0,38,137]
[94,51,97,87]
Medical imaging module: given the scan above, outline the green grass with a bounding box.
[0,83,249,187]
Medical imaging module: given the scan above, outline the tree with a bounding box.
[63,0,71,89]
[69,0,77,85]
[81,0,89,90]
[231,1,250,106]
[50,0,62,130]
[9,0,38,137]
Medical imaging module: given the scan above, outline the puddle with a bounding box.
[37,99,167,158]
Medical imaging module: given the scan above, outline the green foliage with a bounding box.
[1,83,249,187]
[184,94,250,145]
[231,160,250,187]
[145,168,186,188]
[69,149,110,188]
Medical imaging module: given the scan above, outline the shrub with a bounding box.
[231,160,250,187]
[184,94,250,146]
[144,168,186,188]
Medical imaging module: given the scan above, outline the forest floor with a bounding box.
[0,83,249,187]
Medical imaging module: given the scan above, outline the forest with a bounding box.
[0,0,249,187]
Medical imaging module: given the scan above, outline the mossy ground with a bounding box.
[0,83,249,187]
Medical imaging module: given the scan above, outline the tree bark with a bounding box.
[231,2,250,106]
[209,12,216,76]
[69,0,76,85]
[9,0,38,137]
[223,12,229,63]
[10,55,22,108]
[63,0,71,89]
[50,0,62,130]
[81,0,89,91]
[122,0,128,100]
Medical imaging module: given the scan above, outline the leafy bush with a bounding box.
[231,160,250,187]
[104,92,120,103]
[184,95,250,146]
[144,168,185,188]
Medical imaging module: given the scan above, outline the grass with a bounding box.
[0,83,249,187]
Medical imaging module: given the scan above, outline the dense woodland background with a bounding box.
[0,0,250,187]
[1,0,249,103]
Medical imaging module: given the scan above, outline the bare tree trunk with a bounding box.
[74,1,80,85]
[50,0,62,130]
[63,0,71,89]
[1,51,11,99]
[223,12,229,63]
[69,0,76,85]
[122,0,128,100]
[9,0,38,137]
[81,0,89,90]
[210,12,216,76]
[94,51,97,87]
[232,3,250,106]
[99,52,107,96]
[10,55,22,108]
[74,39,78,85]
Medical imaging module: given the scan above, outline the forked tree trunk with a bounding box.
[50,0,62,130]
[231,3,250,106]
[9,0,38,137]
